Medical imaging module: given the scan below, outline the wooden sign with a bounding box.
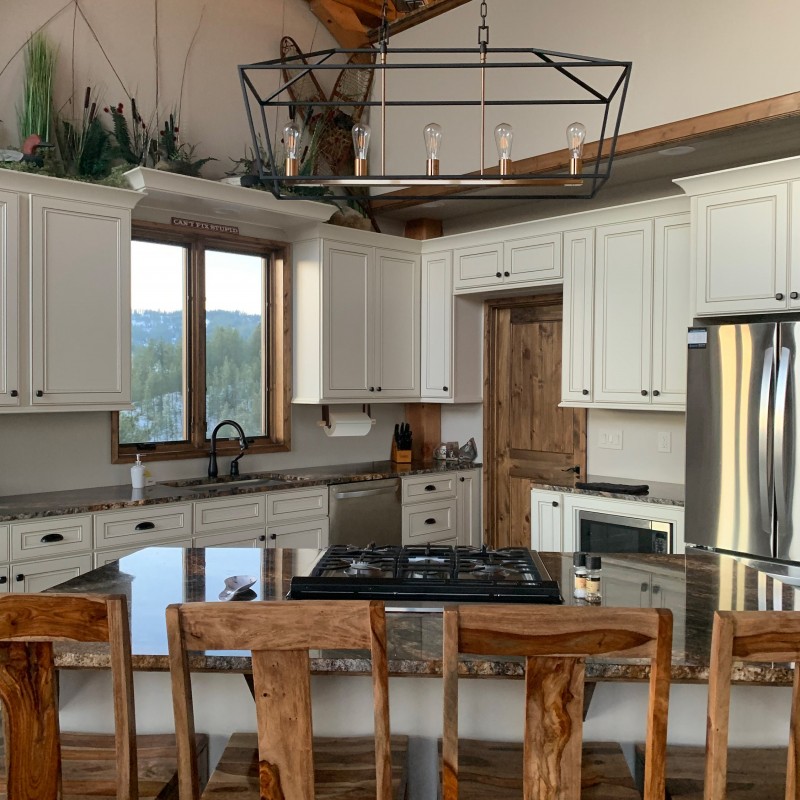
[171,217,239,235]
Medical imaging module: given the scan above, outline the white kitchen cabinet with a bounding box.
[453,242,504,291]
[674,157,800,317]
[402,498,457,544]
[561,205,690,409]
[456,469,482,547]
[420,250,483,402]
[0,189,19,408]
[193,495,265,535]
[267,518,329,549]
[94,504,193,551]
[530,489,564,551]
[266,486,329,548]
[293,232,420,403]
[11,553,93,593]
[560,229,594,403]
[94,538,193,566]
[402,471,480,546]
[0,172,142,413]
[194,528,266,548]
[11,514,93,562]
[0,566,8,593]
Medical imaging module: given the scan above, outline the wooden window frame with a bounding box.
[112,220,291,463]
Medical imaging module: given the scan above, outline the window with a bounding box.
[112,222,291,462]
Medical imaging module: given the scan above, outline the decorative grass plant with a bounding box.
[17,32,57,142]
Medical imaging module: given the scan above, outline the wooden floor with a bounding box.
[0,731,209,800]
[634,743,788,799]
[203,733,409,799]
[441,739,641,800]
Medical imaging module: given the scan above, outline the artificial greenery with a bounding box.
[17,32,56,142]
[107,98,154,166]
[55,87,112,178]
[156,113,216,176]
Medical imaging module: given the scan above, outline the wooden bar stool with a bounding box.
[0,592,208,800]
[441,604,673,800]
[636,609,800,800]
[166,599,408,800]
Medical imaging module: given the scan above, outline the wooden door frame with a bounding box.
[483,292,587,548]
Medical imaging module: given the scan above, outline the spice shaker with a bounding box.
[572,552,587,599]
[586,555,602,603]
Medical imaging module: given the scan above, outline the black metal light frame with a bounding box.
[238,45,632,202]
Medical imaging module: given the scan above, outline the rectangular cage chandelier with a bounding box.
[238,2,632,202]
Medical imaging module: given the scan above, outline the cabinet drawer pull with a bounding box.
[424,485,436,491]
[40,533,64,543]
[14,574,24,582]
[0,576,6,584]
[9,390,17,397]
[35,390,43,397]
[425,518,437,525]
[134,521,156,531]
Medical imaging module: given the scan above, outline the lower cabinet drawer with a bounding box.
[11,514,93,562]
[0,565,8,592]
[267,518,329,549]
[266,488,328,523]
[11,554,93,593]
[402,499,457,543]
[193,528,267,548]
[94,504,193,550]
[194,496,266,534]
[402,475,457,504]
[94,538,193,567]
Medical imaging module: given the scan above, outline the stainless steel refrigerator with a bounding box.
[685,319,800,563]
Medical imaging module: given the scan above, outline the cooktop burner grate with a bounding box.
[289,544,562,604]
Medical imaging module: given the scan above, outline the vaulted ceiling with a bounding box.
[304,0,470,48]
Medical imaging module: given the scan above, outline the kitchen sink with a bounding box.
[160,476,292,493]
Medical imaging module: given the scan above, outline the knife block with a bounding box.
[391,439,412,463]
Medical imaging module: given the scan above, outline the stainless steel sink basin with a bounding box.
[161,477,290,493]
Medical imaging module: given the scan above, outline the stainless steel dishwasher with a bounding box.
[328,478,402,547]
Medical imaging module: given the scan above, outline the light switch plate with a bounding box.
[598,429,623,450]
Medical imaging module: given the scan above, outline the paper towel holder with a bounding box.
[318,404,373,428]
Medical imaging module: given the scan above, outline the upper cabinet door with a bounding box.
[0,190,19,408]
[421,251,453,400]
[373,248,420,398]
[453,242,503,291]
[29,196,131,407]
[694,184,789,315]
[322,240,373,398]
[504,232,562,284]
[561,228,594,403]
[651,215,690,406]
[593,220,654,404]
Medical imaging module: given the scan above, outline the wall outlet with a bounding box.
[598,429,623,450]
[657,431,672,453]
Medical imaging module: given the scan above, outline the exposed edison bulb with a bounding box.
[566,121,586,174]
[282,120,302,176]
[423,122,443,175]
[352,122,371,176]
[494,122,513,175]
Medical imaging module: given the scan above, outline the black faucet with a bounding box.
[208,419,248,478]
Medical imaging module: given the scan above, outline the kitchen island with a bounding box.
[47,547,798,798]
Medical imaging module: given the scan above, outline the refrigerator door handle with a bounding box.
[759,347,775,534]
[774,346,791,529]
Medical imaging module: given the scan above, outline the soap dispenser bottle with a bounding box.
[131,454,146,489]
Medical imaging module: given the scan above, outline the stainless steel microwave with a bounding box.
[578,509,672,554]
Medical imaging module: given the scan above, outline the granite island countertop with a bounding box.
[48,547,795,684]
[0,460,478,522]
[531,474,684,506]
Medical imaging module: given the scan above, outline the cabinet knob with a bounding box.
[0,576,6,585]
[9,390,17,398]
[641,389,648,396]
[35,390,43,398]
[495,272,502,278]
[14,574,24,582]
[776,293,785,301]
[792,292,799,300]
[376,386,382,392]
[552,500,559,507]
[504,271,510,277]
[134,521,155,531]
[369,387,375,392]
[425,518,437,525]
[652,584,661,595]
[582,389,589,396]
[641,582,649,592]
[442,386,448,391]
[40,533,64,544]
[652,390,660,397]
[259,534,266,541]
[460,476,465,482]
[270,533,277,540]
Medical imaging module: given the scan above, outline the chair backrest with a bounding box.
[0,593,137,800]
[705,610,800,800]
[442,604,673,800]
[166,599,392,800]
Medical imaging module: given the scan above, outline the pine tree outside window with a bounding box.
[112,223,291,463]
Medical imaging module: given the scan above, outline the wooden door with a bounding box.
[485,295,586,549]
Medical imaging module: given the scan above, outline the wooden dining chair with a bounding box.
[441,604,673,800]
[0,592,207,800]
[166,599,408,800]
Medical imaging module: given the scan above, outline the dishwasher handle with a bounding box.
[331,485,398,501]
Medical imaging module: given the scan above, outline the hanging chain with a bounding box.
[478,0,489,51]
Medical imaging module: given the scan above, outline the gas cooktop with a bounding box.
[288,544,563,604]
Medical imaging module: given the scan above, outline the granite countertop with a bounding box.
[0,460,479,522]
[48,547,795,685]
[532,473,684,506]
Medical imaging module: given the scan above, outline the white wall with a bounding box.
[0,404,405,496]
